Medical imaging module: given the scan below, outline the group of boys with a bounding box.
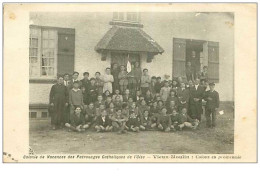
[49,65,219,133]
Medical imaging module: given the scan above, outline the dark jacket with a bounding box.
[49,83,69,104]
[204,90,220,109]
[70,113,85,127]
[96,116,112,127]
[189,85,205,105]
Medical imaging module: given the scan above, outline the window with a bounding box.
[29,27,57,79]
[112,12,140,23]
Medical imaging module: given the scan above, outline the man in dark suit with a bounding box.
[63,73,72,124]
[49,76,69,130]
[204,83,220,128]
[176,82,190,112]
[189,78,205,122]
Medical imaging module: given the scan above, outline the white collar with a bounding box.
[72,88,80,92]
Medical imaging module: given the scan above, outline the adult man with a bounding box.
[81,72,91,105]
[176,82,190,111]
[189,78,205,122]
[49,76,69,130]
[190,51,200,79]
[204,83,220,128]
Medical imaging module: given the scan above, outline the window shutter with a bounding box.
[208,41,219,83]
[57,28,75,77]
[173,38,186,80]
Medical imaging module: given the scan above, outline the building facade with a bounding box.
[29,12,234,119]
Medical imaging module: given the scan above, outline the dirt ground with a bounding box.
[29,102,234,154]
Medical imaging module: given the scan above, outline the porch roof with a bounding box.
[95,26,164,54]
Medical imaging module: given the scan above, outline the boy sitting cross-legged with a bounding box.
[95,109,113,132]
[111,108,128,134]
[157,107,171,132]
[140,110,153,131]
[178,107,200,130]
[65,106,89,132]
[125,111,140,132]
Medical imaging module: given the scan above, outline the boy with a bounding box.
[157,107,171,132]
[140,68,151,95]
[170,109,180,131]
[84,102,97,125]
[70,71,81,89]
[127,97,134,108]
[111,109,127,134]
[63,73,71,89]
[95,72,104,95]
[160,81,171,103]
[106,102,116,119]
[114,95,123,109]
[95,95,105,109]
[138,99,150,119]
[125,111,140,132]
[150,101,159,128]
[134,90,142,102]
[65,106,89,132]
[80,72,90,95]
[69,81,84,117]
[105,96,113,109]
[204,83,219,128]
[185,61,193,82]
[112,89,123,102]
[167,100,178,115]
[178,107,199,130]
[155,77,163,94]
[87,78,98,105]
[95,109,113,132]
[200,66,208,83]
[122,89,131,103]
[150,76,157,96]
[140,110,153,130]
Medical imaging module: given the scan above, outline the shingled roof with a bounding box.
[95,26,164,54]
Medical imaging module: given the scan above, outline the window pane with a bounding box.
[48,31,55,39]
[30,28,38,37]
[29,48,38,57]
[31,38,38,47]
[41,67,47,75]
[30,65,38,76]
[49,58,54,66]
[30,57,38,64]
[42,58,48,66]
[48,67,54,76]
[43,40,48,48]
[49,40,55,48]
[119,13,124,20]
[42,30,48,39]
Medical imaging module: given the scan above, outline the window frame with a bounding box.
[29,26,58,80]
[112,12,140,24]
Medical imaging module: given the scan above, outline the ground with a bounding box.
[30,102,234,154]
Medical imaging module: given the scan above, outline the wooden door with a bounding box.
[208,41,219,83]
[172,38,186,79]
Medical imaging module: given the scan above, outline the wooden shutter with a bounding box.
[57,28,75,76]
[208,41,219,83]
[173,38,186,79]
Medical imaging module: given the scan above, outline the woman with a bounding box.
[118,65,128,93]
[103,67,114,94]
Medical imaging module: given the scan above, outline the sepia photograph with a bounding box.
[3,3,257,163]
[28,11,234,154]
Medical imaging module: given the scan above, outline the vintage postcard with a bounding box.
[3,3,257,162]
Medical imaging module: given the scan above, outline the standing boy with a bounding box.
[69,81,84,118]
[140,69,151,95]
[204,83,219,128]
[95,72,104,95]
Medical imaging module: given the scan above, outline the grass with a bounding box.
[29,102,234,154]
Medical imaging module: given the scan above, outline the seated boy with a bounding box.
[138,99,150,119]
[95,95,105,109]
[125,111,140,132]
[65,106,89,132]
[84,102,97,125]
[95,109,113,132]
[111,108,127,134]
[106,102,116,119]
[95,104,106,117]
[170,109,180,131]
[140,110,154,130]
[178,107,199,130]
[113,95,123,109]
[157,107,171,132]
[112,89,123,102]
[105,96,113,109]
